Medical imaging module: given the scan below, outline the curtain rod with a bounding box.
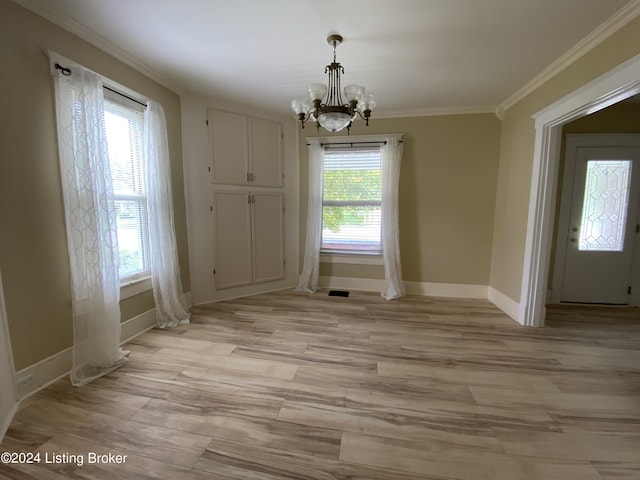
[306,140,403,147]
[54,63,147,108]
[103,85,147,108]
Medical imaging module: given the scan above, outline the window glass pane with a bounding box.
[323,150,381,201]
[578,160,632,251]
[321,147,382,253]
[104,98,150,280]
[322,206,381,252]
[114,199,148,278]
[104,106,144,196]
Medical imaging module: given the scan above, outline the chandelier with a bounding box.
[291,34,375,133]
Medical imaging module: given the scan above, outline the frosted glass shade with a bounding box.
[291,98,310,115]
[308,83,328,101]
[344,84,365,102]
[317,110,351,132]
[358,94,376,111]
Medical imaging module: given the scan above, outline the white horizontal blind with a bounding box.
[103,95,151,282]
[321,146,382,253]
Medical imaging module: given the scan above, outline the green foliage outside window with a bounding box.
[119,249,142,277]
[322,168,381,232]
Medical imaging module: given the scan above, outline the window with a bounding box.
[103,91,151,282]
[321,146,382,254]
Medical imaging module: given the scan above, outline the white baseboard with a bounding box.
[320,276,519,322]
[14,290,193,400]
[405,281,488,299]
[319,276,489,299]
[488,287,520,322]
[203,281,297,305]
[318,276,385,292]
[12,295,183,401]
[120,308,157,344]
[14,346,72,400]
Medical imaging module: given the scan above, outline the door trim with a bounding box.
[551,134,640,304]
[0,269,17,441]
[522,53,640,327]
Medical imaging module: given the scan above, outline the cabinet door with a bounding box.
[213,191,253,289]
[208,110,248,185]
[252,193,284,283]
[249,117,283,187]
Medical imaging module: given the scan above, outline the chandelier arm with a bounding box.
[297,111,319,129]
[352,109,373,125]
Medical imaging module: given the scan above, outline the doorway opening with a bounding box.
[520,53,640,327]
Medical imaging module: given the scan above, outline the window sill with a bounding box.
[120,276,152,300]
[320,252,383,265]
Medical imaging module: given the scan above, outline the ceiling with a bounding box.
[16,0,637,117]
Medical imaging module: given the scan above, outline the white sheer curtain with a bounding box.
[144,101,190,328]
[381,137,405,300]
[295,139,324,293]
[52,62,128,387]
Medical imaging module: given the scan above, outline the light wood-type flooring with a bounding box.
[1,289,640,479]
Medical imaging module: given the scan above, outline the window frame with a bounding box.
[103,88,152,292]
[315,134,394,257]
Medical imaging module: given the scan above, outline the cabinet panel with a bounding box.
[250,117,283,187]
[252,193,284,283]
[208,110,248,185]
[213,192,253,289]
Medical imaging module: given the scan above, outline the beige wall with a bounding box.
[490,16,640,303]
[0,1,190,370]
[300,114,501,286]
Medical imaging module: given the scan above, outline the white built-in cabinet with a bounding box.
[212,192,284,289]
[207,109,285,290]
[208,109,283,187]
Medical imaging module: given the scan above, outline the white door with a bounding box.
[213,191,253,289]
[208,109,249,186]
[249,117,283,188]
[0,270,17,440]
[252,193,284,283]
[561,145,640,303]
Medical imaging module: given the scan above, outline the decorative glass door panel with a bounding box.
[578,160,631,252]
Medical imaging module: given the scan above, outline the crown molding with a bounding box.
[375,105,496,119]
[12,0,183,95]
[498,0,640,113]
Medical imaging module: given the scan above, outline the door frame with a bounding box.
[0,269,17,441]
[521,53,640,327]
[551,134,640,304]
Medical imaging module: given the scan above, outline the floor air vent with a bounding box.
[328,290,349,297]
